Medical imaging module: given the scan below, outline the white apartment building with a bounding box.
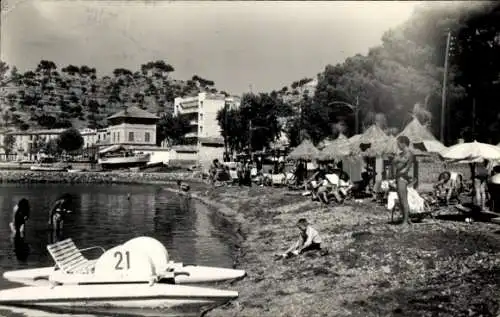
[174,92,241,144]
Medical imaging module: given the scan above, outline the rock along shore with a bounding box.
[0,170,202,184]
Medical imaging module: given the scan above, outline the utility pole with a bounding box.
[248,119,252,159]
[298,100,303,142]
[354,95,360,135]
[440,31,452,144]
[224,101,229,160]
[472,96,476,140]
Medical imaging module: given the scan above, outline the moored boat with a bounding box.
[0,236,243,314]
[98,144,150,170]
[30,164,68,172]
[3,236,246,286]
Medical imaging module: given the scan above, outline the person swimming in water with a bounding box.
[9,198,30,239]
[48,193,73,233]
[177,180,190,193]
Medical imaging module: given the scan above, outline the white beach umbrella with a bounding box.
[440,141,500,162]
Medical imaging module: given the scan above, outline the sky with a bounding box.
[1,0,421,95]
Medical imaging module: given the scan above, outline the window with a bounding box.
[128,132,134,142]
[145,132,150,143]
[199,113,203,120]
[200,101,203,108]
[199,126,203,133]
[112,133,115,143]
[117,132,120,142]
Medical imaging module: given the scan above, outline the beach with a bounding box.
[192,185,500,317]
[2,170,500,316]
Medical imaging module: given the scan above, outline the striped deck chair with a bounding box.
[46,238,105,274]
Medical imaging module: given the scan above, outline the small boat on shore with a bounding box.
[1,237,244,313]
[98,145,150,170]
[30,164,68,172]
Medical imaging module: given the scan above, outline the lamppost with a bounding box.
[441,30,452,144]
[329,96,360,134]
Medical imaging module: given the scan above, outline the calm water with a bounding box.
[0,184,235,317]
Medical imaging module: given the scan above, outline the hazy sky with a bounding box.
[1,1,420,94]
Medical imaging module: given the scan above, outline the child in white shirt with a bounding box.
[280,218,322,258]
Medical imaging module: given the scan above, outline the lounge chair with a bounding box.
[46,238,105,274]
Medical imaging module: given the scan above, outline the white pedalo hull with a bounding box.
[3,264,246,286]
[0,283,238,309]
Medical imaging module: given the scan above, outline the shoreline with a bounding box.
[0,170,201,184]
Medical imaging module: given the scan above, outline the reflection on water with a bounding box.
[0,184,234,317]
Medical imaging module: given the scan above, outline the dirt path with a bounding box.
[198,185,500,317]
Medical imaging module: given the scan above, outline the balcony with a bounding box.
[178,107,199,114]
[185,132,198,138]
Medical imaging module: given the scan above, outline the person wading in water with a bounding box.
[48,194,73,236]
[10,198,30,239]
[393,136,414,225]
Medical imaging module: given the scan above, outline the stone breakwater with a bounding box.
[0,170,202,184]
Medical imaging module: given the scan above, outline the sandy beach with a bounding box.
[190,185,500,317]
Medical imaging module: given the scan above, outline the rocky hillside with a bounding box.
[0,60,226,130]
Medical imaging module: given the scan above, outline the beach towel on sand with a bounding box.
[387,187,426,214]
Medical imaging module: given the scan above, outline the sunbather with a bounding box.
[279,218,322,258]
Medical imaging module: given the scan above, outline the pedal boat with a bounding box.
[3,236,246,286]
[0,237,241,312]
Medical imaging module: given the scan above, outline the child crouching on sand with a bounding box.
[278,218,322,259]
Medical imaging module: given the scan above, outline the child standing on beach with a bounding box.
[279,218,322,258]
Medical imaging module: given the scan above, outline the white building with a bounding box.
[105,106,159,147]
[174,92,240,144]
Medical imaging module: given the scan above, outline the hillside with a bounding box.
[0,60,225,130]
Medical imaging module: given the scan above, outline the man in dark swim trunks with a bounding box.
[474,160,489,211]
[393,136,414,225]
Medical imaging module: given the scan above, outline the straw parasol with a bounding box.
[398,117,437,143]
[397,117,446,153]
[319,133,351,161]
[351,125,389,156]
[365,135,428,157]
[317,137,335,150]
[287,139,320,161]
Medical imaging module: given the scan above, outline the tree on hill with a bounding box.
[2,134,15,155]
[57,128,84,153]
[156,113,191,146]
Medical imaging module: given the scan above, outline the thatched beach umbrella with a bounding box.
[287,139,320,161]
[319,133,351,161]
[398,117,446,153]
[351,125,389,156]
[366,135,427,157]
[317,137,336,150]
